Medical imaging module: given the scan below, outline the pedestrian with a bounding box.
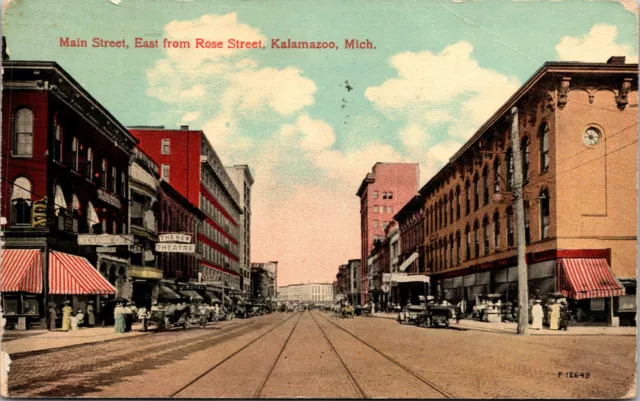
[455,303,462,324]
[549,299,561,330]
[69,312,78,331]
[531,299,543,330]
[123,302,133,332]
[99,301,108,327]
[61,300,72,332]
[87,300,96,327]
[76,308,85,327]
[114,302,126,333]
[138,305,149,332]
[130,301,138,322]
[559,301,569,331]
[48,302,57,331]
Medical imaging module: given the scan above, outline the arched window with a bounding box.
[524,200,531,245]
[455,231,461,265]
[72,194,80,233]
[71,137,79,171]
[521,136,530,183]
[493,210,500,250]
[54,184,67,230]
[11,177,32,226]
[455,186,461,220]
[121,172,126,197]
[482,166,489,206]
[493,158,501,194]
[465,181,471,216]
[449,190,454,224]
[449,235,454,268]
[465,225,471,260]
[473,220,480,258]
[13,109,34,157]
[540,123,550,172]
[87,201,100,234]
[86,148,93,178]
[483,216,490,256]
[506,206,514,247]
[101,159,108,188]
[443,239,448,269]
[506,149,514,189]
[540,189,550,240]
[473,173,480,210]
[443,196,448,227]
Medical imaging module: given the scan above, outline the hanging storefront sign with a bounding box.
[97,247,117,253]
[78,234,134,246]
[155,243,196,253]
[158,233,192,243]
[130,265,163,280]
[97,188,122,209]
[31,197,48,228]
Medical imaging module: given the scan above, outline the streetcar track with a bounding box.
[313,311,455,399]
[169,312,300,398]
[308,310,368,398]
[253,312,303,398]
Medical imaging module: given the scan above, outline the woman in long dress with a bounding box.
[531,299,544,330]
[87,301,96,327]
[549,300,561,330]
[48,303,57,331]
[114,302,126,333]
[61,301,73,331]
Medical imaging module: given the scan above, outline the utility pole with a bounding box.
[510,106,529,335]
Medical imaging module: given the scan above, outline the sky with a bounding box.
[2,0,638,287]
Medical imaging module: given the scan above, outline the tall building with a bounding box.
[225,165,254,295]
[278,283,334,303]
[356,163,419,303]
[399,57,637,325]
[251,261,278,299]
[129,126,243,295]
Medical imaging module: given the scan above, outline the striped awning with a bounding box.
[0,249,43,293]
[559,258,624,300]
[49,251,116,295]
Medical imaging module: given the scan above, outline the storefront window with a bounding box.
[22,296,39,315]
[540,189,550,240]
[3,296,19,314]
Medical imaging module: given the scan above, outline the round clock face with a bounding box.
[583,128,602,146]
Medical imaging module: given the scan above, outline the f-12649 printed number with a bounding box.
[557,372,590,378]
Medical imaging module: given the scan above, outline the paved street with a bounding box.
[6,311,636,399]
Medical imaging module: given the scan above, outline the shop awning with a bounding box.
[223,294,232,304]
[179,289,204,301]
[204,291,221,303]
[48,251,116,295]
[0,249,43,293]
[158,284,182,300]
[559,258,624,300]
[234,295,246,305]
[398,252,419,272]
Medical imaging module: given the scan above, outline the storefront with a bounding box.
[129,265,163,309]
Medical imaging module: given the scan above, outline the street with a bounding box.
[6,311,635,399]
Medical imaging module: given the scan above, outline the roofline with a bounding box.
[4,61,138,146]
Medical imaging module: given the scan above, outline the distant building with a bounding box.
[226,165,254,295]
[251,261,278,299]
[251,263,275,300]
[278,283,334,303]
[356,163,419,303]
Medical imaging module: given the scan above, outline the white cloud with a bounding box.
[555,24,638,63]
[179,111,201,125]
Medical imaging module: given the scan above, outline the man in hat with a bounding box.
[531,299,544,330]
[87,300,96,327]
[61,300,73,331]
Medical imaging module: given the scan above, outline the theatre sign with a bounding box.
[155,243,196,253]
[158,233,192,243]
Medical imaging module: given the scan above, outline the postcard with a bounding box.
[0,0,637,399]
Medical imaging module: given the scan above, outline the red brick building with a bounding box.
[129,126,243,295]
[356,163,419,303]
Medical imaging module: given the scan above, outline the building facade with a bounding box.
[251,264,276,301]
[0,60,137,329]
[129,126,243,295]
[250,261,278,299]
[356,163,419,303]
[404,58,637,325]
[226,165,254,295]
[278,283,334,303]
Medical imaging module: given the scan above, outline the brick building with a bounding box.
[129,126,243,297]
[1,60,137,329]
[225,165,254,295]
[356,163,419,303]
[403,57,637,324]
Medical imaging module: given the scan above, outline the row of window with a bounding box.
[200,242,237,272]
[423,123,551,233]
[372,190,394,200]
[372,205,393,214]
[201,140,240,202]
[201,265,240,289]
[201,168,240,227]
[201,220,238,256]
[200,193,239,240]
[426,189,550,273]
[372,220,390,229]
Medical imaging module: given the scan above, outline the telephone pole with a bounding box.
[510,106,529,335]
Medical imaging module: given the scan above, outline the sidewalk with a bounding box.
[371,312,637,336]
[2,325,150,356]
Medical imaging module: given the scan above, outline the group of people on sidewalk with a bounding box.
[48,300,97,332]
[530,298,570,331]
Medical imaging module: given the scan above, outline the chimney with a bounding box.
[180,125,189,131]
[607,56,626,65]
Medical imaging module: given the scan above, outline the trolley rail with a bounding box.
[312,310,455,399]
[169,312,301,398]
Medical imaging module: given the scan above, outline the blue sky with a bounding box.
[3,0,637,285]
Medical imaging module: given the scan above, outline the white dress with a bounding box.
[531,304,544,330]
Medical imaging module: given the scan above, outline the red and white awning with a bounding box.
[49,251,116,295]
[0,249,43,293]
[558,258,624,300]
